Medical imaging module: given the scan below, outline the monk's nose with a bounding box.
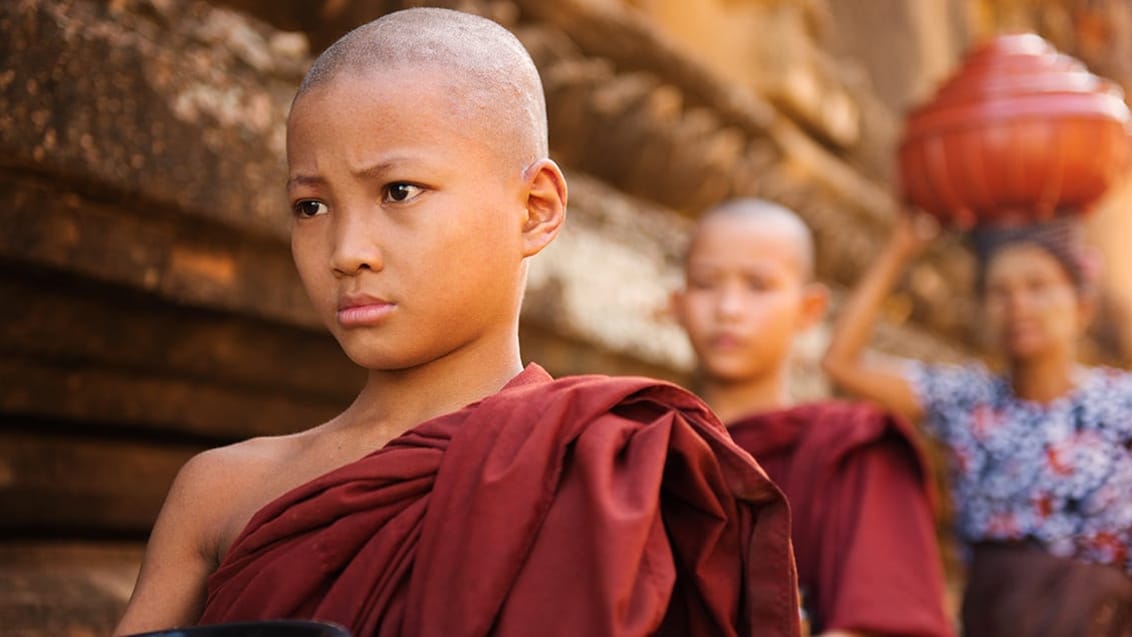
[330,208,384,276]
[715,286,746,319]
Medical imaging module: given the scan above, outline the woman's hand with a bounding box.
[888,207,940,262]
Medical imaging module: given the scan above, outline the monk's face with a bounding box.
[286,66,531,371]
[673,214,824,383]
[982,243,1087,363]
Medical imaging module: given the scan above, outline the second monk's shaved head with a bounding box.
[295,7,548,168]
[689,198,816,279]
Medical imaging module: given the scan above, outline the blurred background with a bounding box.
[2,0,1132,634]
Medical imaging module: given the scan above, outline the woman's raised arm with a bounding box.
[822,213,937,425]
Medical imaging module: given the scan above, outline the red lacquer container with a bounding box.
[898,33,1132,227]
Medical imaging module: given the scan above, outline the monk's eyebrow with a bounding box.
[351,157,413,180]
[286,174,326,190]
[286,157,417,191]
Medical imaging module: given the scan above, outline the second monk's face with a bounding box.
[286,66,529,371]
[675,215,814,383]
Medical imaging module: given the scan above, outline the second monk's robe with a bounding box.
[199,365,801,636]
[729,401,954,637]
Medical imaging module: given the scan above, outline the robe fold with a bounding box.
[199,365,800,636]
[728,401,953,637]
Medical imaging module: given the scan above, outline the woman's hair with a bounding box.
[969,218,1099,297]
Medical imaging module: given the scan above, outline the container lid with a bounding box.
[903,33,1130,139]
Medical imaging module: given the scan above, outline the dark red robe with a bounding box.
[728,401,953,637]
[199,365,800,636]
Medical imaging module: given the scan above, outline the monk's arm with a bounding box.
[825,441,954,637]
[114,451,227,635]
[822,214,932,425]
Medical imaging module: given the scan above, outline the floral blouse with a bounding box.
[906,362,1132,573]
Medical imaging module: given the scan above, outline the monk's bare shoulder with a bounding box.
[177,431,322,557]
[114,432,318,634]
[165,413,385,561]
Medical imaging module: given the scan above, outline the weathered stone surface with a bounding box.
[818,0,969,182]
[0,270,355,407]
[1084,172,1132,365]
[529,173,695,371]
[0,0,303,241]
[970,0,1132,98]
[825,0,969,114]
[0,431,200,534]
[539,55,755,213]
[2,172,319,328]
[0,355,346,441]
[621,0,862,148]
[0,542,142,637]
[514,0,779,134]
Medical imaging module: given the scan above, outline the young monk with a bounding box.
[113,8,801,637]
[671,199,954,637]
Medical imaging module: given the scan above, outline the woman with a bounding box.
[823,212,1132,637]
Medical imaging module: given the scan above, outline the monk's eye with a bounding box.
[746,276,771,292]
[293,200,329,218]
[686,270,717,290]
[383,183,423,204]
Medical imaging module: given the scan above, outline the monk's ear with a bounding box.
[669,288,687,327]
[520,158,567,258]
[799,282,829,330]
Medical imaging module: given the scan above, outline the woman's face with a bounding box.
[982,243,1086,362]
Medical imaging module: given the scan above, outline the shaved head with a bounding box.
[295,7,547,168]
[688,198,816,279]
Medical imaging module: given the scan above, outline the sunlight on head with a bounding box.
[294,7,547,171]
[688,198,816,281]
